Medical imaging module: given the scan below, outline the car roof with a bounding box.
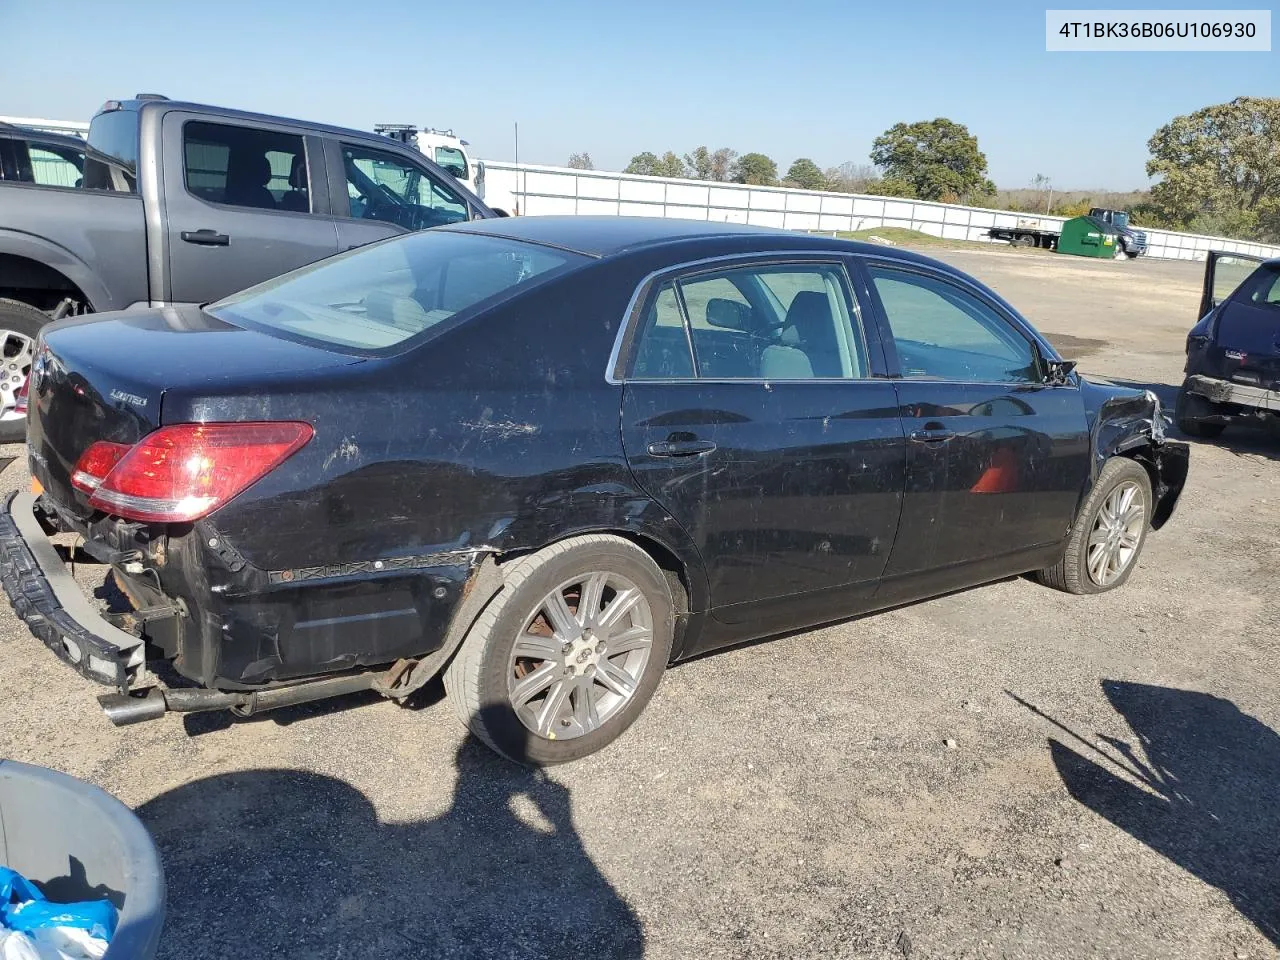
[0,123,86,150]
[444,215,951,267]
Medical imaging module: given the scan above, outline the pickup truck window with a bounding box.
[85,109,138,193]
[184,121,310,213]
[341,143,469,231]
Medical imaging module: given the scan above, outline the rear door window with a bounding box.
[626,262,869,381]
[183,121,310,213]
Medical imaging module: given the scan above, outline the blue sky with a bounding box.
[1,0,1273,189]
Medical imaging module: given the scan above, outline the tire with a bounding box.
[1013,234,1035,248]
[444,534,675,765]
[0,299,46,445]
[1035,457,1152,595]
[1113,240,1127,260]
[1175,384,1226,439]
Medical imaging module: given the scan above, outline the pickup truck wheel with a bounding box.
[1175,383,1226,438]
[1035,457,1152,595]
[444,535,675,766]
[0,299,45,445]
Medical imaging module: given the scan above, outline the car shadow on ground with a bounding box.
[137,706,645,960]
[1011,682,1280,948]
[1103,377,1280,463]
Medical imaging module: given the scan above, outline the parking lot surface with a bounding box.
[1,246,1276,960]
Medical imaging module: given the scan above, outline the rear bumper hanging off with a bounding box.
[1186,374,1280,413]
[0,492,151,693]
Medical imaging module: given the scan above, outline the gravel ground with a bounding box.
[1,246,1277,960]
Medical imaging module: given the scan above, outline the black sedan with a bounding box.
[3,217,1189,764]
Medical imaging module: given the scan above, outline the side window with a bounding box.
[868,267,1039,383]
[27,144,85,188]
[434,146,468,180]
[627,263,868,381]
[183,121,308,213]
[630,283,695,380]
[341,144,469,230]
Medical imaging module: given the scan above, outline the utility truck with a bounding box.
[375,124,516,216]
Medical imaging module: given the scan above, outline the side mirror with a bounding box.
[1043,358,1077,385]
[475,160,486,187]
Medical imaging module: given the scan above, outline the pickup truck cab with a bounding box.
[0,95,497,440]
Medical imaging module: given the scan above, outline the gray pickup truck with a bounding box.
[0,95,497,441]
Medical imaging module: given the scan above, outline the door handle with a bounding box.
[909,428,956,443]
[180,229,230,246]
[647,439,717,457]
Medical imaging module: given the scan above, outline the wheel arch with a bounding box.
[0,240,104,312]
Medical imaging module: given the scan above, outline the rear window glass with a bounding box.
[208,231,586,353]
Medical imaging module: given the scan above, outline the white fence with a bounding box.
[483,161,1280,263]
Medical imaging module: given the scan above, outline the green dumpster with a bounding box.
[1057,215,1118,258]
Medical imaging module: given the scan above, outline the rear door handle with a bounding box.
[647,439,717,457]
[909,428,956,443]
[181,229,230,246]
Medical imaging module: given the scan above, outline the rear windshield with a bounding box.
[208,230,587,353]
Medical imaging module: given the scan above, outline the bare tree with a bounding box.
[567,153,594,170]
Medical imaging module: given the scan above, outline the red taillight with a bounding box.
[86,422,314,523]
[13,374,29,416]
[71,441,132,493]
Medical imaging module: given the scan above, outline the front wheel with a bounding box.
[0,299,45,445]
[444,535,674,765]
[1035,457,1152,595]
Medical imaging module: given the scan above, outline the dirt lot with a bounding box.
[1,247,1277,960]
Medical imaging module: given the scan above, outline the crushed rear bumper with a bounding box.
[0,491,150,693]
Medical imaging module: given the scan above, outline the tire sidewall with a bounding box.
[1071,459,1152,594]
[475,542,675,765]
[0,300,47,445]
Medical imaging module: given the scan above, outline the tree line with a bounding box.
[565,97,1279,244]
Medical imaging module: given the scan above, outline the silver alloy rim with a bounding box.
[0,329,34,423]
[507,571,654,741]
[1087,480,1145,586]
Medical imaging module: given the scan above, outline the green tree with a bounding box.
[654,151,687,178]
[870,118,994,202]
[732,152,778,186]
[567,152,594,170]
[1146,96,1280,242]
[785,158,826,191]
[624,152,661,175]
[684,146,738,181]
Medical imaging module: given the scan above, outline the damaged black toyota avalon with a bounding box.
[2,217,1189,764]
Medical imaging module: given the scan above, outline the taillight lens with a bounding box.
[86,422,314,523]
[71,441,132,493]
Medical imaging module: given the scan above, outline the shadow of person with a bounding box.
[1030,681,1280,946]
[136,708,644,959]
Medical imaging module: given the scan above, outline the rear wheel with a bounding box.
[1175,383,1226,439]
[1036,457,1152,595]
[1013,234,1036,248]
[444,535,674,765]
[0,299,45,445]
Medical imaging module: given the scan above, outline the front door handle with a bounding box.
[181,229,230,246]
[647,439,717,457]
[909,428,956,443]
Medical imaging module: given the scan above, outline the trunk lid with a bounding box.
[28,305,361,517]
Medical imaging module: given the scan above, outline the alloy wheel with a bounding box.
[1086,480,1145,586]
[507,571,654,741]
[0,329,34,424]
